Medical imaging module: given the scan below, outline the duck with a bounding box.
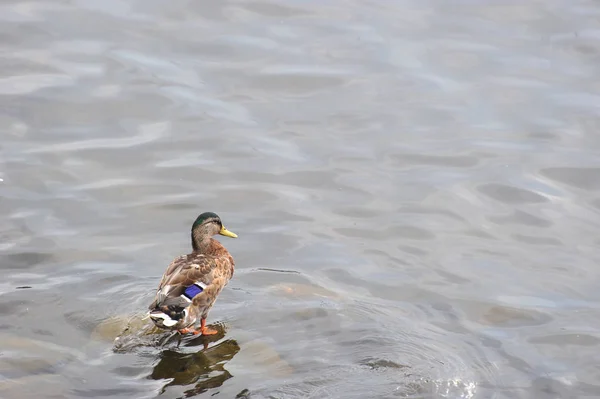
[148,211,237,335]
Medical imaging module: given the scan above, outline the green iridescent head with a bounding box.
[191,212,237,238]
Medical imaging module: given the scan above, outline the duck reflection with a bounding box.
[150,331,240,397]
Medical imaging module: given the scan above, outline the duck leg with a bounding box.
[177,319,217,336]
[200,318,218,335]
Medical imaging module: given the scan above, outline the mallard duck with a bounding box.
[148,212,237,335]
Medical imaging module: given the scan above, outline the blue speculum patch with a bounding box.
[183,284,204,299]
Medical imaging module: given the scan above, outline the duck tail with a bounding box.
[147,299,189,329]
[148,286,199,329]
[148,308,180,328]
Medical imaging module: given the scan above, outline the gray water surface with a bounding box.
[2,1,600,398]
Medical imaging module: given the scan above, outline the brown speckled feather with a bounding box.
[149,251,234,311]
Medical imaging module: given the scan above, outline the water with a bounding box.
[1,0,600,398]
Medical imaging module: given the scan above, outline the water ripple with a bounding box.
[1,0,600,398]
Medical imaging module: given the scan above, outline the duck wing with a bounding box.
[149,253,222,310]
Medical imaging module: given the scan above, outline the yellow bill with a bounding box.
[219,225,238,238]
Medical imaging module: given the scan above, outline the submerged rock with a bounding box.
[90,313,156,342]
[268,283,341,299]
[0,374,67,399]
[0,333,73,399]
[0,333,75,377]
[219,333,294,382]
[90,312,167,352]
[234,339,294,377]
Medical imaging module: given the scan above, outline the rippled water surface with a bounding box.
[2,1,600,398]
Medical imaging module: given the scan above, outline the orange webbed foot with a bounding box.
[200,326,218,335]
[200,318,219,336]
